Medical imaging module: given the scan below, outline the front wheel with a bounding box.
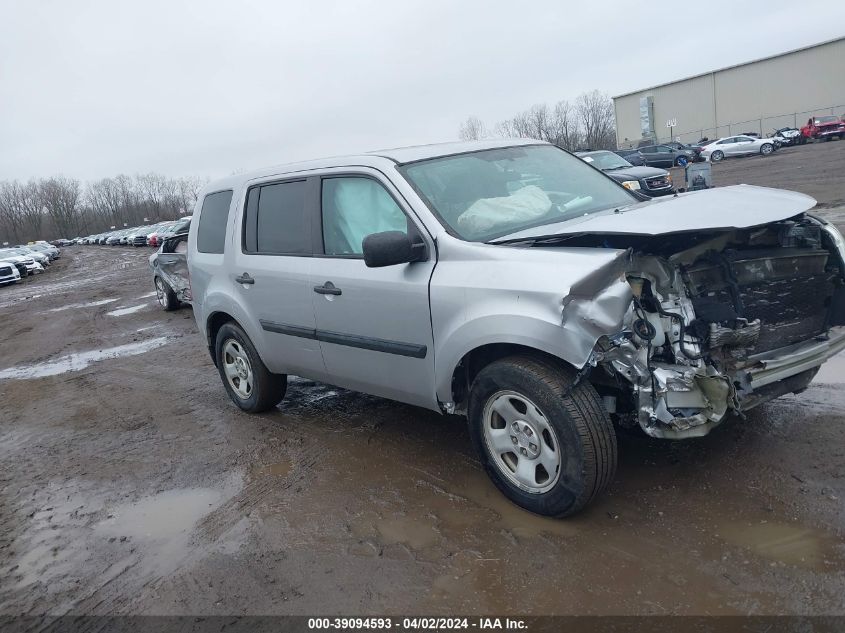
[467,356,617,517]
[675,156,689,167]
[710,150,724,162]
[215,322,287,413]
[760,143,774,155]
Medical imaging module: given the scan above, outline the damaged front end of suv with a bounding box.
[582,210,845,439]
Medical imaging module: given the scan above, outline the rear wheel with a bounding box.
[154,276,178,311]
[467,356,617,517]
[215,322,287,413]
[710,150,724,162]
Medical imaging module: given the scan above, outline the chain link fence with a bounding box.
[620,104,845,147]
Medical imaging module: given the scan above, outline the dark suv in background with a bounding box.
[576,150,674,197]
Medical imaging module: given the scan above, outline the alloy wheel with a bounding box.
[482,390,561,494]
[222,339,254,400]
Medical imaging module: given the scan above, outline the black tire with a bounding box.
[467,355,617,517]
[214,322,287,413]
[154,276,178,312]
[710,150,724,162]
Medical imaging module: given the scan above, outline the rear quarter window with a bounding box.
[196,190,234,254]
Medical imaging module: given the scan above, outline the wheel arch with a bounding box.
[206,311,239,366]
[445,341,579,414]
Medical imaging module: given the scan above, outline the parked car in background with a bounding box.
[149,230,191,311]
[613,148,647,166]
[145,221,176,247]
[700,135,777,162]
[799,115,845,142]
[636,144,697,167]
[0,256,28,278]
[576,150,674,197]
[0,260,22,285]
[772,127,801,146]
[0,250,42,275]
[5,247,49,268]
[150,217,191,246]
[26,242,59,260]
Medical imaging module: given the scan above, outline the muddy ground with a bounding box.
[1,144,844,617]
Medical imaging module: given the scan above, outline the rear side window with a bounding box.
[196,190,233,254]
[243,180,309,254]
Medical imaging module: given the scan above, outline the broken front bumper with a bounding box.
[741,326,845,391]
[639,327,845,439]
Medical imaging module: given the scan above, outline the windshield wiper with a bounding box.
[603,166,628,171]
[487,233,582,246]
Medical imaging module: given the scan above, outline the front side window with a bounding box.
[196,190,233,254]
[321,177,408,256]
[243,180,309,254]
[400,145,636,242]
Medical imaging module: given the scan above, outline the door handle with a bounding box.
[313,281,342,296]
[235,272,255,285]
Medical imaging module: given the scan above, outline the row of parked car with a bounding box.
[76,217,192,247]
[615,115,845,168]
[0,241,61,286]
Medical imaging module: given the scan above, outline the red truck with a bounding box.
[799,115,845,143]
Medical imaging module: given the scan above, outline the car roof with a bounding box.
[203,138,547,193]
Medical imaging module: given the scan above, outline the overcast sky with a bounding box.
[2,0,843,182]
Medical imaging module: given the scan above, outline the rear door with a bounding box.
[231,177,327,380]
[308,171,438,409]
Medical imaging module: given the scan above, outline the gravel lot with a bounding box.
[1,143,844,617]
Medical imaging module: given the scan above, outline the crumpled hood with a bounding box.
[495,185,817,240]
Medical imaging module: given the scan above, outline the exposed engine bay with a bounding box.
[581,214,845,439]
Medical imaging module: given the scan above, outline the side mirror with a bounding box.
[362,231,425,268]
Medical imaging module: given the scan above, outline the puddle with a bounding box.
[718,521,844,570]
[106,304,148,317]
[97,488,223,542]
[376,516,439,550]
[252,461,294,478]
[0,337,168,380]
[814,351,845,385]
[46,298,118,313]
[95,477,242,577]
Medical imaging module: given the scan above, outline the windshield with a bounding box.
[815,116,839,124]
[399,145,636,241]
[578,151,633,171]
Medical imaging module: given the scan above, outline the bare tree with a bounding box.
[461,89,616,151]
[576,90,616,150]
[459,116,488,141]
[39,176,81,238]
[0,182,25,243]
[15,181,44,240]
[176,176,205,215]
[549,100,582,150]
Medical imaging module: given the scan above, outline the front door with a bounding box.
[309,173,438,410]
[232,177,327,380]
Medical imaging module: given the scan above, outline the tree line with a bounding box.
[459,89,616,151]
[0,173,206,245]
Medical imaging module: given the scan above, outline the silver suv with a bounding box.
[188,139,845,517]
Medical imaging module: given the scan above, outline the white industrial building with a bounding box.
[613,37,845,148]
